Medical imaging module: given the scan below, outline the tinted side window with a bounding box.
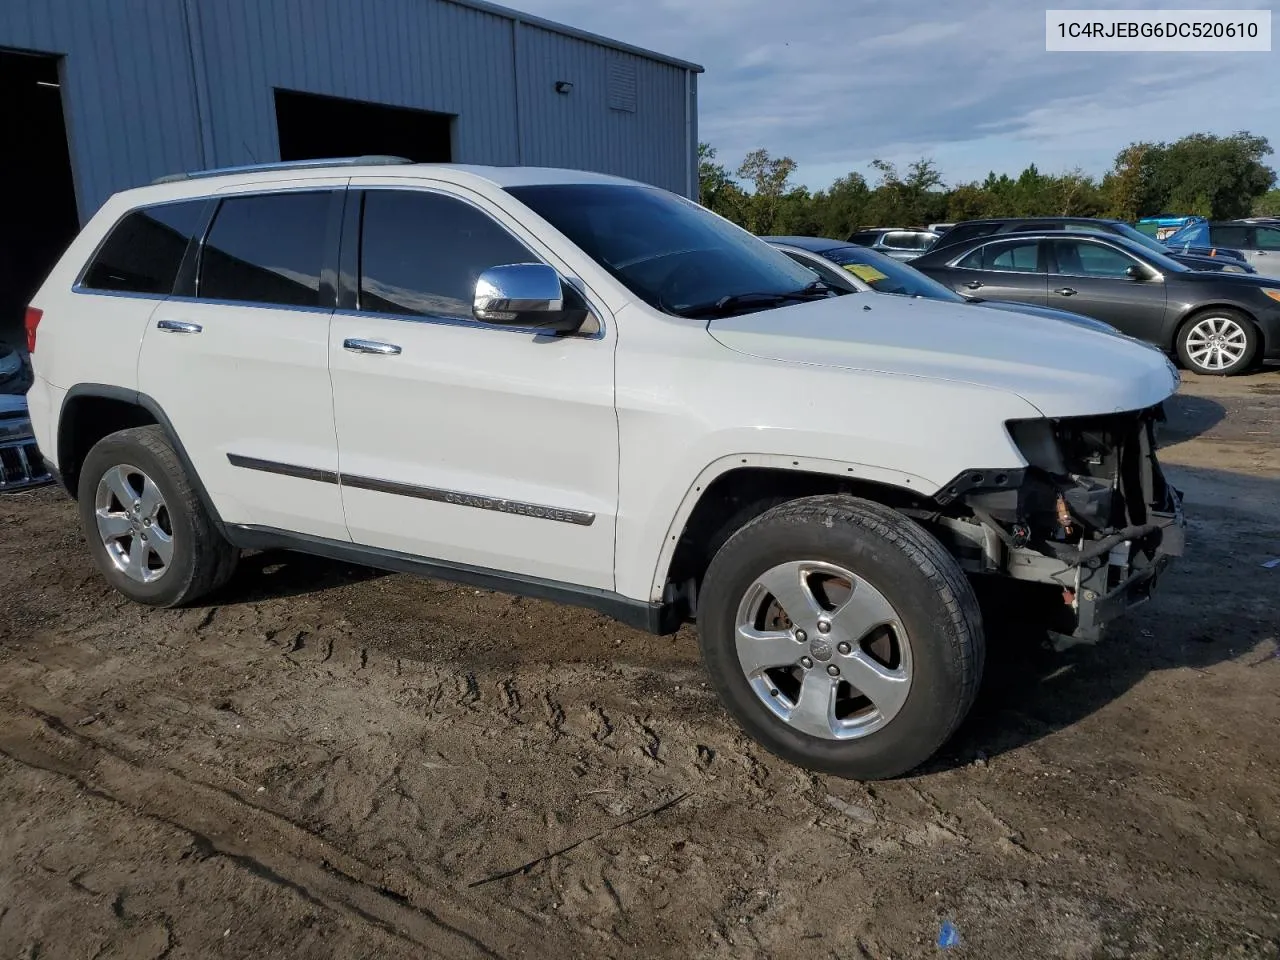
[848,231,882,246]
[199,192,331,307]
[1209,224,1250,247]
[82,201,205,294]
[939,223,998,248]
[986,240,1040,272]
[1255,226,1280,251]
[359,190,536,319]
[1052,240,1137,277]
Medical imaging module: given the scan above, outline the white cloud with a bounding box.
[511,0,1280,189]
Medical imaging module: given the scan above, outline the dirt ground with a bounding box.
[2,370,1278,960]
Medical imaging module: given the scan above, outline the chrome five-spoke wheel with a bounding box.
[94,463,174,583]
[1183,316,1249,373]
[735,560,911,740]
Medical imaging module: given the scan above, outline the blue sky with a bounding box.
[510,0,1280,191]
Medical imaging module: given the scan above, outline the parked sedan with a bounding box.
[931,217,1253,272]
[764,237,1124,335]
[911,230,1280,375]
[845,228,940,261]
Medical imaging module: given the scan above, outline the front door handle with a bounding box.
[1054,287,1077,297]
[343,338,402,356]
[964,280,984,290]
[156,319,202,334]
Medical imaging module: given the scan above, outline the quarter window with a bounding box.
[1051,240,1138,278]
[358,190,537,319]
[199,192,331,307]
[81,201,206,294]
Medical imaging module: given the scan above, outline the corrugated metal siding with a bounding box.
[517,24,689,195]
[0,0,206,221]
[1,0,697,221]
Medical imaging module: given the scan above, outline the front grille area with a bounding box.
[0,435,52,491]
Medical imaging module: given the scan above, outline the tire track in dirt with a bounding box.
[0,694,563,960]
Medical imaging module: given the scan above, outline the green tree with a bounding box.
[1104,133,1274,219]
[1255,188,1280,216]
[735,148,799,234]
[697,142,746,222]
[812,172,871,239]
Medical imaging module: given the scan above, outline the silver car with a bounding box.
[846,227,941,262]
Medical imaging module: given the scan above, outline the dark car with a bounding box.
[911,230,1280,375]
[763,236,1125,335]
[1164,220,1280,280]
[932,217,1253,272]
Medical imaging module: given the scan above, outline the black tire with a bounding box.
[1175,309,1258,376]
[77,425,238,607]
[697,494,984,780]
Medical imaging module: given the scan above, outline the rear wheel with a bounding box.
[697,495,984,779]
[1176,310,1257,376]
[77,426,238,606]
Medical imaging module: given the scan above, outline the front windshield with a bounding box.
[507,183,820,316]
[818,245,965,302]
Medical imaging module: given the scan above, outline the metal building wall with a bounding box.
[0,0,700,222]
[0,0,206,222]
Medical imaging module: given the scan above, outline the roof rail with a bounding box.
[151,155,413,185]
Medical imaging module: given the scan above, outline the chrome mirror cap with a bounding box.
[473,263,564,323]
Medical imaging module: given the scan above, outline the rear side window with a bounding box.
[358,190,536,320]
[957,240,1040,272]
[938,223,998,247]
[848,231,882,245]
[81,201,205,295]
[1255,226,1280,251]
[1208,224,1250,247]
[199,192,331,307]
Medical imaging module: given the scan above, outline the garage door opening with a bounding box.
[0,49,80,352]
[275,90,453,164]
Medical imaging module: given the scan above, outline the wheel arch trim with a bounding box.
[645,454,937,603]
[58,384,226,530]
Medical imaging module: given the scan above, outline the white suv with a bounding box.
[26,158,1185,779]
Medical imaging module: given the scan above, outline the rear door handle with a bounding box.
[1054,287,1077,297]
[343,338,401,356]
[156,319,202,334]
[964,280,984,290]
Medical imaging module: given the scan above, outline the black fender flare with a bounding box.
[58,384,226,531]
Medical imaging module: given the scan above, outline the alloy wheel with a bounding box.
[94,464,174,583]
[1185,316,1248,372]
[734,560,912,740]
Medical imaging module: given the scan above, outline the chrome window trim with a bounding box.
[166,294,333,315]
[352,183,607,341]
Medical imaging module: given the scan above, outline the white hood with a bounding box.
[708,294,1179,418]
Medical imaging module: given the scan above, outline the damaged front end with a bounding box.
[930,404,1185,644]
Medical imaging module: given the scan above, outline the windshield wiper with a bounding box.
[674,281,833,318]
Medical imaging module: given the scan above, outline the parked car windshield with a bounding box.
[506,184,822,316]
[819,245,966,301]
[1108,221,1188,256]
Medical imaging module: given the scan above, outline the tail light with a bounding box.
[24,307,42,354]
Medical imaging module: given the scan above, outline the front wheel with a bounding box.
[1176,310,1258,376]
[697,495,984,780]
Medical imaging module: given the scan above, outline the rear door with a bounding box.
[137,180,349,540]
[1251,225,1280,278]
[947,238,1048,305]
[1045,238,1168,341]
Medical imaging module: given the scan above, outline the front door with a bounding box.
[1045,238,1168,342]
[138,183,348,540]
[328,183,618,589]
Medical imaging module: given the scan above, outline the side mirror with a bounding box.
[473,263,584,334]
[1125,264,1147,281]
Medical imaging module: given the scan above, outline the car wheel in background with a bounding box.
[1176,310,1258,376]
